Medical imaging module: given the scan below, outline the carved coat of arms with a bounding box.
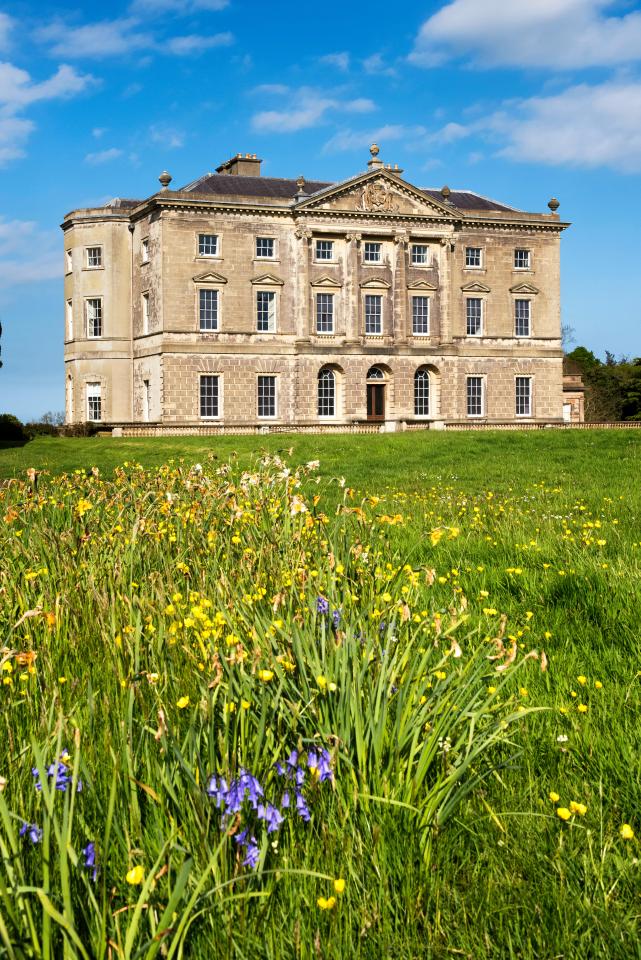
[359,181,398,213]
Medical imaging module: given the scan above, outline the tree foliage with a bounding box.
[567,348,641,422]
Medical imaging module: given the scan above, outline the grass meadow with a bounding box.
[1,431,640,959]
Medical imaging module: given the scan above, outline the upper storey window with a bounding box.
[465,246,482,268]
[86,298,102,338]
[256,237,275,259]
[364,242,382,263]
[141,238,150,263]
[86,246,102,268]
[198,234,219,257]
[315,240,334,261]
[411,244,429,265]
[514,249,531,269]
[65,249,72,273]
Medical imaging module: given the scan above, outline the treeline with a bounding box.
[567,348,641,422]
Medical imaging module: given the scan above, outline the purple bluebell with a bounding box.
[258,803,284,833]
[19,821,42,844]
[332,609,342,629]
[317,749,334,783]
[307,750,319,772]
[234,829,248,846]
[295,766,305,788]
[295,791,311,822]
[32,758,81,794]
[316,596,330,616]
[238,769,263,809]
[82,842,98,882]
[286,749,299,769]
[281,791,290,809]
[242,837,260,869]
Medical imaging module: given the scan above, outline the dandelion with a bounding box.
[549,791,560,803]
[595,680,603,689]
[577,703,588,713]
[620,824,635,840]
[334,878,346,894]
[556,807,571,821]
[176,696,190,709]
[570,801,587,816]
[126,865,145,885]
[317,896,336,910]
[577,675,587,685]
[258,669,274,682]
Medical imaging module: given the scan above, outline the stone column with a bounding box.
[439,235,455,344]
[393,231,409,343]
[294,227,312,341]
[345,233,361,343]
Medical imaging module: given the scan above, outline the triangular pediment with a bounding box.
[295,169,456,219]
[360,277,391,289]
[193,270,227,284]
[461,281,491,293]
[407,279,438,291]
[510,282,539,295]
[310,275,342,288]
[251,273,284,286]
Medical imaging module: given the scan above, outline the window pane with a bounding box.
[515,299,530,336]
[199,289,218,331]
[412,296,430,335]
[315,240,334,260]
[198,234,218,256]
[365,294,382,335]
[318,368,335,417]
[364,242,382,262]
[256,237,275,258]
[141,239,149,261]
[414,370,430,416]
[87,298,102,337]
[257,291,276,332]
[514,249,530,269]
[465,247,482,267]
[516,376,531,416]
[467,376,483,416]
[258,375,276,417]
[316,293,334,333]
[411,244,429,265]
[87,383,101,421]
[87,247,102,268]
[200,375,219,418]
[466,298,482,336]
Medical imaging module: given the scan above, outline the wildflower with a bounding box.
[242,837,260,869]
[549,791,560,803]
[82,842,98,882]
[556,735,568,743]
[19,821,43,844]
[334,878,346,894]
[556,807,571,821]
[258,802,284,834]
[577,675,587,685]
[577,704,588,714]
[258,669,274,682]
[126,865,145,885]
[620,824,635,840]
[295,791,311,822]
[32,757,81,794]
[316,596,330,616]
[570,801,587,816]
[595,680,603,689]
[332,608,342,629]
[317,896,336,910]
[176,696,190,709]
[316,675,328,691]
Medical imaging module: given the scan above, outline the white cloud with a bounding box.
[252,83,289,96]
[0,218,59,288]
[149,123,185,148]
[0,62,94,165]
[411,0,641,69]
[36,18,154,59]
[323,124,425,153]
[130,0,229,12]
[252,87,378,133]
[85,147,124,165]
[0,13,13,52]
[362,53,397,77]
[92,127,107,138]
[319,52,350,71]
[166,31,233,55]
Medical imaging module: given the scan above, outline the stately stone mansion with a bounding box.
[62,145,570,431]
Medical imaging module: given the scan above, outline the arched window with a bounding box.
[366,366,384,380]
[414,369,430,417]
[318,368,335,417]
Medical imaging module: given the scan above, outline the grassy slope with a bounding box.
[2,431,641,958]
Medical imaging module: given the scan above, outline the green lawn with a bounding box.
[1,432,640,958]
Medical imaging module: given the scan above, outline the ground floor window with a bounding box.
[86,382,102,422]
[466,376,484,417]
[200,374,219,418]
[414,369,430,416]
[515,376,532,416]
[258,375,277,417]
[318,368,335,417]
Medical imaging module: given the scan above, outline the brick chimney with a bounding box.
[216,153,262,176]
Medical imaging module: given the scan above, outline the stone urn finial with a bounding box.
[548,197,560,212]
[158,170,172,191]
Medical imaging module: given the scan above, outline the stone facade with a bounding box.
[62,146,570,430]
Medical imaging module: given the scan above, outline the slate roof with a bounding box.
[422,190,518,213]
[182,173,334,199]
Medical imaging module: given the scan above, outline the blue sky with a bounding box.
[2,0,641,420]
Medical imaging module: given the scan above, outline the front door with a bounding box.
[367,383,385,421]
